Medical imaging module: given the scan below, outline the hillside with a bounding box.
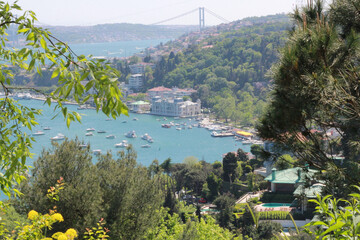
[125,14,292,126]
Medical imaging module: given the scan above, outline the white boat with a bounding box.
[50,133,65,141]
[188,126,193,129]
[43,126,51,130]
[147,137,154,143]
[85,132,93,136]
[33,131,45,136]
[242,140,252,145]
[106,134,116,139]
[141,133,152,141]
[176,127,182,131]
[141,144,151,148]
[133,117,138,121]
[125,130,137,138]
[114,140,128,148]
[86,128,95,132]
[93,149,102,155]
[79,144,88,148]
[97,130,106,133]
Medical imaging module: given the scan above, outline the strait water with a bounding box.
[20,99,249,166]
[69,39,170,58]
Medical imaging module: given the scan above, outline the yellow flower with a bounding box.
[51,213,64,222]
[28,210,39,220]
[52,232,64,239]
[65,228,78,238]
[41,238,53,240]
[58,233,68,240]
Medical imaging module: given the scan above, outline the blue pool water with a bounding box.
[261,203,292,208]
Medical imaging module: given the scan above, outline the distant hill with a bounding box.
[44,23,198,44]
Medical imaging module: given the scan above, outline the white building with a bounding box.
[128,74,143,90]
[129,62,155,74]
[151,97,201,117]
[147,86,196,99]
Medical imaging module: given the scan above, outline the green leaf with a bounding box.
[51,68,60,79]
[18,28,30,33]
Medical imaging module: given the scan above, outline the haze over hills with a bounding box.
[44,23,199,44]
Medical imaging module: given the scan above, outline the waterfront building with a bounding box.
[151,96,201,117]
[130,101,150,113]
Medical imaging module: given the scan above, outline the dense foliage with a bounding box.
[258,0,360,198]
[145,16,290,125]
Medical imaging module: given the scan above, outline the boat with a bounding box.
[86,128,95,132]
[32,131,45,136]
[211,131,235,137]
[106,134,116,139]
[50,133,65,141]
[242,140,253,145]
[114,140,129,148]
[105,118,112,121]
[77,105,87,110]
[161,124,171,128]
[43,126,51,130]
[133,117,138,121]
[79,144,88,148]
[188,126,193,129]
[176,127,182,131]
[97,130,106,133]
[141,144,151,148]
[93,149,102,155]
[122,120,127,123]
[141,133,151,140]
[85,132,93,136]
[125,130,137,138]
[147,137,154,143]
[163,117,167,121]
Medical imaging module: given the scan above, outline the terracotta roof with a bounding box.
[148,86,172,92]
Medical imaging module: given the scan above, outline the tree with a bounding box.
[274,154,296,170]
[222,152,238,183]
[16,139,103,236]
[206,173,222,201]
[257,0,360,197]
[213,193,236,229]
[0,2,126,197]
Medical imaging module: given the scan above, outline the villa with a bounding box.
[150,97,201,117]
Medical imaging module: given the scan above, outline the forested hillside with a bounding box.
[141,14,291,126]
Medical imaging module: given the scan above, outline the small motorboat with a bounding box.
[141,144,151,148]
[50,133,65,141]
[132,117,138,121]
[32,131,45,136]
[97,130,106,133]
[43,126,51,130]
[86,128,96,132]
[125,130,137,138]
[114,140,129,148]
[93,149,102,155]
[85,132,93,136]
[106,134,116,139]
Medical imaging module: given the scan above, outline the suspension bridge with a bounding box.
[150,7,230,31]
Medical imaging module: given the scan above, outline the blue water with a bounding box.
[19,99,249,166]
[262,203,292,208]
[69,39,170,58]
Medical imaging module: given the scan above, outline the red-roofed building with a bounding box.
[147,86,172,98]
[147,86,197,99]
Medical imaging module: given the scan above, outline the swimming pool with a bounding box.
[261,203,292,208]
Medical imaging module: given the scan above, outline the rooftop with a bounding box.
[264,167,318,184]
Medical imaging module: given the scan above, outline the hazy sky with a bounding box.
[14,0,304,26]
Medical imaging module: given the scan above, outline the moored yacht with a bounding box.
[125,130,137,138]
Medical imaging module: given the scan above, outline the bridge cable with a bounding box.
[150,8,198,25]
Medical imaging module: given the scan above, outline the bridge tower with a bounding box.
[199,7,205,31]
